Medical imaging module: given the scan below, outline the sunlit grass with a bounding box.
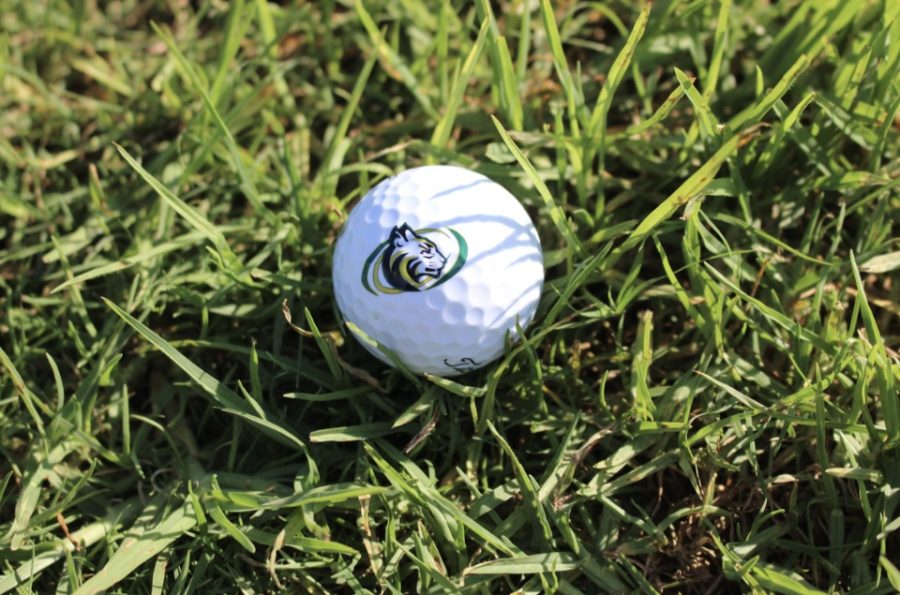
[1,0,898,593]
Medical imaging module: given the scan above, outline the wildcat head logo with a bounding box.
[362,223,467,295]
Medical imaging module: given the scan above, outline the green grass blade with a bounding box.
[114,144,243,274]
[431,19,490,150]
[491,115,583,255]
[0,499,143,594]
[881,556,900,592]
[704,0,732,99]
[728,53,811,131]
[0,346,50,433]
[51,230,208,293]
[209,0,248,107]
[6,441,76,550]
[588,2,651,136]
[309,422,396,443]
[150,22,272,223]
[487,422,554,545]
[367,442,518,556]
[425,374,486,398]
[630,310,656,420]
[317,54,377,192]
[493,32,524,130]
[476,0,524,129]
[260,483,387,511]
[539,0,582,132]
[676,67,719,140]
[617,83,687,137]
[303,307,343,382]
[466,552,579,575]
[703,265,836,356]
[849,252,899,440]
[355,0,436,118]
[103,297,307,452]
[206,477,256,553]
[614,126,758,257]
[253,0,293,106]
[72,498,199,595]
[749,561,827,595]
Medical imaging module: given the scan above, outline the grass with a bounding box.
[1,0,898,592]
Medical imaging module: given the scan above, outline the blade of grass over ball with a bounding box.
[150,22,271,223]
[492,115,583,255]
[114,144,243,274]
[431,19,489,151]
[103,298,307,452]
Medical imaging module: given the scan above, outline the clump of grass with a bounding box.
[1,0,898,593]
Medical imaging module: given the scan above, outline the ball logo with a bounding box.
[362,223,467,295]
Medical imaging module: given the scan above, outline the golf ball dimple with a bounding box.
[332,165,544,376]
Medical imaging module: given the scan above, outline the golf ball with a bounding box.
[332,165,544,376]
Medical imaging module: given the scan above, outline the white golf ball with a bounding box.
[332,165,544,376]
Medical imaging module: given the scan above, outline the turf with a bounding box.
[1,0,899,593]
